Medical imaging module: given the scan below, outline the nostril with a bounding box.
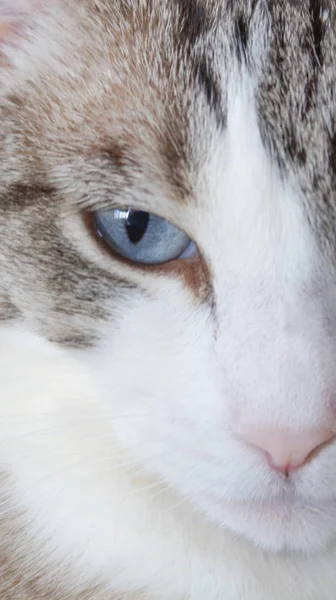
[263,451,311,476]
[239,427,335,474]
[263,451,291,476]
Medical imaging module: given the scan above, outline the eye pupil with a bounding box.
[125,210,150,244]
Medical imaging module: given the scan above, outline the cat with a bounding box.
[0,0,336,598]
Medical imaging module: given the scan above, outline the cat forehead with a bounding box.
[1,1,335,245]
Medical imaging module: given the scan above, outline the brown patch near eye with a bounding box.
[0,299,19,321]
[159,252,212,302]
[159,130,192,203]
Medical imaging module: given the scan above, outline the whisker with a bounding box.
[0,454,153,520]
[132,479,167,494]
[0,408,153,422]
[161,495,189,515]
[0,439,141,470]
[0,417,149,446]
[0,405,157,449]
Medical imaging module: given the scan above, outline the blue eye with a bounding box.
[93,208,196,265]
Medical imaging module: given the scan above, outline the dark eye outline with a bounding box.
[83,208,198,269]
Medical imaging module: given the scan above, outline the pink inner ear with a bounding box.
[0,21,9,38]
[0,0,35,44]
[0,0,36,66]
[0,20,12,65]
[0,0,31,16]
[0,1,45,69]
[0,19,20,65]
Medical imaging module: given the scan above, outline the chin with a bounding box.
[199,496,336,555]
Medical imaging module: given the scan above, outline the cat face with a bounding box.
[1,0,336,555]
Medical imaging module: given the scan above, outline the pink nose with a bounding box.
[241,427,335,474]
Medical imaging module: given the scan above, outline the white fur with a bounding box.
[1,74,336,598]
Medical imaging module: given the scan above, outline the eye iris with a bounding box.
[126,210,149,244]
[92,207,195,265]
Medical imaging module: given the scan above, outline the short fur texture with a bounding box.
[1,1,336,598]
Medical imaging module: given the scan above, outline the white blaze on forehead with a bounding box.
[197,70,336,431]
